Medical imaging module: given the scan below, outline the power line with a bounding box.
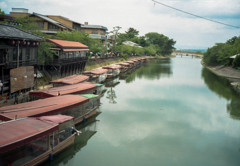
[152,0,240,29]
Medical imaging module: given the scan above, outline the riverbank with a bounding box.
[37,56,155,90]
[202,63,240,93]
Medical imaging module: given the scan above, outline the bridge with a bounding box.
[172,50,203,58]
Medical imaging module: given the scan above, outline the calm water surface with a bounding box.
[43,56,240,166]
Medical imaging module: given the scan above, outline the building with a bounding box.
[81,22,108,43]
[9,8,73,35]
[47,15,81,31]
[123,41,142,48]
[0,23,43,101]
[43,39,89,79]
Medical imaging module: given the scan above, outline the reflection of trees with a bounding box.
[106,87,117,104]
[125,59,172,83]
[201,68,240,120]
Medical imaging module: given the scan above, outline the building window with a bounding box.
[48,23,58,30]
[37,21,44,29]
[80,29,85,33]
[100,30,105,35]
[92,29,98,34]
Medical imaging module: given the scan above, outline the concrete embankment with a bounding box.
[202,62,240,93]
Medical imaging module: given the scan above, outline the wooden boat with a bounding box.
[83,68,108,83]
[116,62,130,73]
[74,94,100,124]
[102,65,121,78]
[125,60,135,68]
[50,75,89,87]
[0,115,77,166]
[0,95,89,122]
[0,94,99,125]
[29,82,97,100]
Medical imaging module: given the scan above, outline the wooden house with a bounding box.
[0,23,43,102]
[44,39,89,79]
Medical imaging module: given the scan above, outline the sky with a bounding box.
[0,0,240,49]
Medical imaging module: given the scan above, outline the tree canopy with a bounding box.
[203,35,240,67]
[113,27,176,57]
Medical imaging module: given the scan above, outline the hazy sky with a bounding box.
[1,0,240,49]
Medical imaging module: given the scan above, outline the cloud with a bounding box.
[1,0,239,48]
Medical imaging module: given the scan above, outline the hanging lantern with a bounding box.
[17,41,20,44]
[36,42,40,46]
[22,40,26,45]
[10,40,15,45]
[27,41,31,46]
[32,42,36,46]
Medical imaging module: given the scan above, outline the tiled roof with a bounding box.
[0,23,44,41]
[47,39,88,48]
[81,24,108,31]
[33,12,72,30]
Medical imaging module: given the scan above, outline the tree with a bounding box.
[145,32,175,56]
[125,27,139,38]
[203,35,240,67]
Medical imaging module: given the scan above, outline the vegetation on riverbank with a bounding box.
[203,35,240,68]
[113,28,176,57]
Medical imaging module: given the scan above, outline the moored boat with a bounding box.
[102,65,121,78]
[29,82,97,100]
[50,75,89,87]
[0,115,77,166]
[0,95,99,125]
[83,68,108,83]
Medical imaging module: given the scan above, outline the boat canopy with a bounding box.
[83,68,108,75]
[118,62,130,66]
[0,117,58,152]
[79,94,99,99]
[29,82,97,98]
[37,114,74,124]
[0,95,89,121]
[102,65,121,70]
[50,75,89,85]
[95,83,103,87]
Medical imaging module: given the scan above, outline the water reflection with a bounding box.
[42,117,98,166]
[201,68,240,120]
[104,77,120,104]
[125,58,172,83]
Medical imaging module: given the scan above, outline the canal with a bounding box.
[43,56,240,166]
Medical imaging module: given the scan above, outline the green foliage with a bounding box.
[38,42,56,65]
[145,32,176,56]
[203,36,240,66]
[144,45,157,56]
[122,53,128,60]
[112,27,175,57]
[233,55,240,68]
[125,27,139,38]
[12,16,42,33]
[0,9,5,14]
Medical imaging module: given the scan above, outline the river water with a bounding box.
[43,56,240,166]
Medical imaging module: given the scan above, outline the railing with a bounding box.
[5,60,37,68]
[46,57,88,65]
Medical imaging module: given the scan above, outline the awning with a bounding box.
[63,49,89,52]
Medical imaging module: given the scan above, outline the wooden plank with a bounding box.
[10,66,34,93]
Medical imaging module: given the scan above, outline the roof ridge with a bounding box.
[0,23,44,40]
